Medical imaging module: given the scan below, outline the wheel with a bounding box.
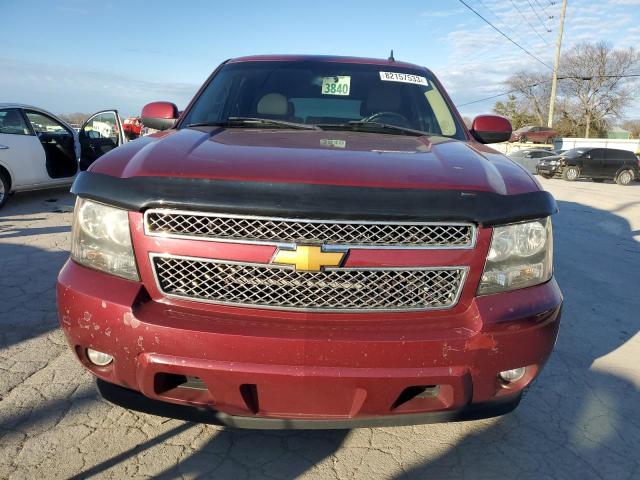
[562,166,579,181]
[0,171,9,209]
[615,170,634,186]
[540,173,553,179]
[520,136,527,143]
[592,178,605,183]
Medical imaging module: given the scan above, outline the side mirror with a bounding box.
[469,115,512,144]
[141,102,179,131]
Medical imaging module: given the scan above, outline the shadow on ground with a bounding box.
[0,189,74,352]
[396,199,640,479]
[2,191,639,478]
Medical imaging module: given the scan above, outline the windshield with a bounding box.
[180,61,465,139]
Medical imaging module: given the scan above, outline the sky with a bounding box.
[1,0,639,120]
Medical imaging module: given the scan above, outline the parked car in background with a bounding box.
[123,117,142,140]
[0,104,126,208]
[510,126,555,144]
[58,54,562,428]
[537,147,639,185]
[508,148,557,173]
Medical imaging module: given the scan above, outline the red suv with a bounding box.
[58,55,562,428]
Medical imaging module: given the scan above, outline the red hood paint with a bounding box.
[90,128,539,195]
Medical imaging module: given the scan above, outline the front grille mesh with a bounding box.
[145,211,474,247]
[152,256,465,311]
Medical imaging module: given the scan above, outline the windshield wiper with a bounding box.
[187,117,319,130]
[317,121,428,137]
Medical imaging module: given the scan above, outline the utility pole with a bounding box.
[547,0,567,128]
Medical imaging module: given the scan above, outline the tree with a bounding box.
[58,112,90,126]
[559,42,640,138]
[505,71,551,126]
[493,95,536,129]
[493,42,640,139]
[621,119,640,139]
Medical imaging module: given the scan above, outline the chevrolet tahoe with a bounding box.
[57,55,562,428]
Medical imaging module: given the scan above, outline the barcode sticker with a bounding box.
[379,72,428,86]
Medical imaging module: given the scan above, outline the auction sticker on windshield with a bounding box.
[379,72,428,86]
[321,76,351,95]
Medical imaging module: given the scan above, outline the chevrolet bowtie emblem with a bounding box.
[273,245,346,271]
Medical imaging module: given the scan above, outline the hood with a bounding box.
[538,155,563,162]
[91,128,540,195]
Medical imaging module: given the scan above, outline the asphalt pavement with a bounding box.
[0,178,638,479]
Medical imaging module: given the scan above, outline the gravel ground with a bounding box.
[0,178,638,479]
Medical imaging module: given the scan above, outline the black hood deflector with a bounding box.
[72,172,557,226]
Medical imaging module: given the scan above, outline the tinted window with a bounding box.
[563,148,586,158]
[585,149,602,160]
[182,61,465,139]
[0,109,30,135]
[603,149,634,161]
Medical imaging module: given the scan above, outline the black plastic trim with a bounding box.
[72,172,557,227]
[97,378,522,430]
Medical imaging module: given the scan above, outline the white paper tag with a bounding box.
[321,76,351,95]
[320,138,346,148]
[379,71,428,86]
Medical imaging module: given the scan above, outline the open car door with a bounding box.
[79,110,125,170]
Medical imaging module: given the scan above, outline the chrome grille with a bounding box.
[145,210,475,248]
[151,255,466,312]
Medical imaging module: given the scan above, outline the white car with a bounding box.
[0,104,127,208]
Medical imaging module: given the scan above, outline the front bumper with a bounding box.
[97,378,522,429]
[58,260,562,428]
[536,164,561,176]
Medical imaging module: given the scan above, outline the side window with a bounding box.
[585,149,601,161]
[81,112,120,146]
[603,149,617,161]
[24,111,72,138]
[0,109,30,135]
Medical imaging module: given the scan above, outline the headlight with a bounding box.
[71,198,139,281]
[478,218,553,295]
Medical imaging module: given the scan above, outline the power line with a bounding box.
[456,89,523,107]
[533,0,553,19]
[476,0,539,53]
[456,0,553,69]
[509,0,550,45]
[526,0,550,32]
[456,74,640,108]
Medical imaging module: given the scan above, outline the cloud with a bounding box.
[430,0,640,118]
[0,58,198,116]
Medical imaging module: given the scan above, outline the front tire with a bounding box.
[615,170,634,186]
[562,166,579,181]
[0,172,9,209]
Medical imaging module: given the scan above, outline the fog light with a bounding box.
[498,367,526,383]
[86,348,113,366]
